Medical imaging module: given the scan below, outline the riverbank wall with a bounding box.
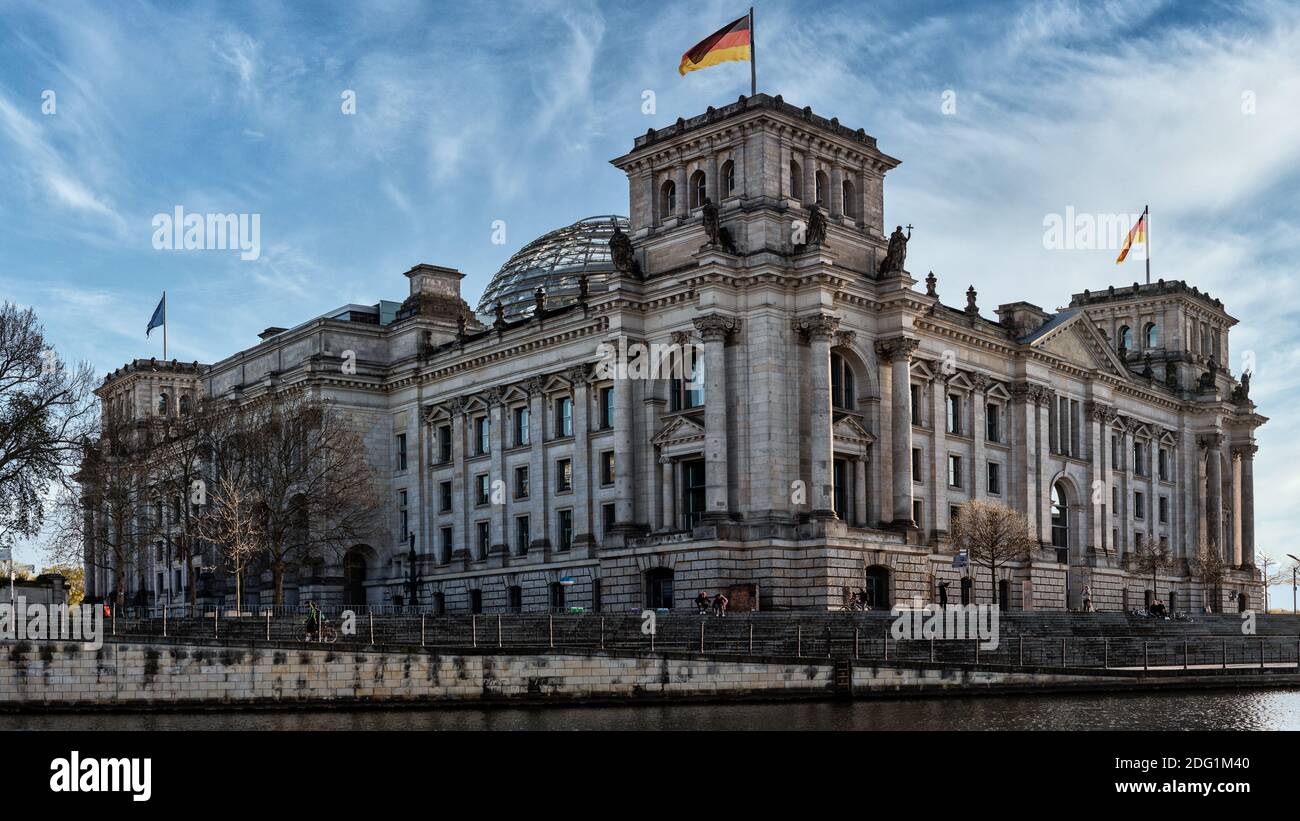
[3,638,1298,710]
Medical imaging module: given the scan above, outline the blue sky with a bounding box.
[2,0,1298,604]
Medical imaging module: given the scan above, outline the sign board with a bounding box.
[951,551,968,569]
[558,576,575,586]
[0,547,11,564]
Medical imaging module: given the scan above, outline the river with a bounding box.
[3,688,1299,730]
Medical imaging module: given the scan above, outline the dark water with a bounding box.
[3,688,1299,730]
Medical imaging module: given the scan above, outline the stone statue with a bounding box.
[534,286,546,314]
[493,301,506,328]
[965,285,978,315]
[806,201,828,246]
[717,225,740,255]
[878,225,912,274]
[925,271,937,298]
[577,272,589,302]
[608,223,640,277]
[456,314,467,338]
[1142,355,1154,380]
[702,197,720,245]
[1240,370,1251,399]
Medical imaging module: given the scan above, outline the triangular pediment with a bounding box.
[832,414,875,445]
[1026,313,1127,376]
[652,414,705,447]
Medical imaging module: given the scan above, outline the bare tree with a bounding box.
[949,499,1036,605]
[239,391,382,604]
[145,401,220,606]
[1125,534,1172,603]
[0,302,97,548]
[1189,548,1227,613]
[196,475,262,612]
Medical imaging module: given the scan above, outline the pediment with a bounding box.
[832,414,875,445]
[652,414,705,447]
[1027,314,1127,376]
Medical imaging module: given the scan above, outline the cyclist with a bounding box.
[304,600,323,641]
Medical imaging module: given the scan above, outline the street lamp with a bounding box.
[1287,554,1299,614]
[406,532,419,610]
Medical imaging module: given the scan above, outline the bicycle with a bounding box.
[302,619,338,643]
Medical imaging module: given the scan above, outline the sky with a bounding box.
[1,0,1298,605]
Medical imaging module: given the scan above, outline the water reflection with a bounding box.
[3,689,1298,731]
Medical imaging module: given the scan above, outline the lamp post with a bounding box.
[1287,554,1299,614]
[406,532,419,610]
[1262,556,1276,612]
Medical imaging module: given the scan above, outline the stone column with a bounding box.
[706,150,719,206]
[799,315,839,518]
[569,365,593,549]
[674,161,688,219]
[830,163,843,218]
[1037,390,1054,546]
[660,456,675,531]
[1085,402,1111,554]
[1230,446,1243,567]
[854,457,867,526]
[694,314,739,523]
[448,398,468,559]
[612,350,637,528]
[487,389,506,554]
[875,337,920,527]
[971,376,988,497]
[930,374,948,533]
[1200,433,1223,560]
[525,378,548,551]
[1240,443,1256,566]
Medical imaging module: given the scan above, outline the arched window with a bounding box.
[1118,325,1133,352]
[815,170,829,206]
[659,179,676,219]
[721,160,736,197]
[842,178,856,219]
[789,160,802,201]
[689,169,707,209]
[157,392,169,416]
[1050,482,1068,548]
[1144,322,1159,349]
[179,394,191,415]
[830,352,856,410]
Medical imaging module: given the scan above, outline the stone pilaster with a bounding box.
[1084,402,1114,555]
[611,349,637,529]
[660,456,675,531]
[1199,432,1224,559]
[568,365,593,549]
[797,314,839,519]
[1240,443,1256,566]
[525,378,548,552]
[693,314,739,523]
[875,336,920,528]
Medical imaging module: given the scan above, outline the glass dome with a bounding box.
[476,215,628,321]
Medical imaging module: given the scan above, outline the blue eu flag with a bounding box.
[146,293,165,337]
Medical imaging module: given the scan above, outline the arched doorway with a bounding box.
[1237,592,1249,612]
[1050,482,1069,559]
[998,579,1011,611]
[343,545,373,607]
[864,565,890,609]
[645,568,674,609]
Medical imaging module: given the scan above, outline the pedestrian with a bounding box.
[695,591,709,615]
[938,581,949,608]
[822,624,833,656]
[711,591,729,617]
[1082,585,1094,612]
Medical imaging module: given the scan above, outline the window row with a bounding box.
[424,387,616,466]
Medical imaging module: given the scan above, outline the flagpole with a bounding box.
[749,6,756,97]
[1144,205,1150,286]
[162,291,168,360]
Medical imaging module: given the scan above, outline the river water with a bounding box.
[4,688,1299,730]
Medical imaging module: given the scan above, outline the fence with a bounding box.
[95,611,1300,672]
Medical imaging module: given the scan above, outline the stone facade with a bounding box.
[84,94,1264,614]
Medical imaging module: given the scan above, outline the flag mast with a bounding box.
[1144,204,1150,285]
[749,7,756,97]
[162,291,168,360]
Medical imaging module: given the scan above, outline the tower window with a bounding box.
[689,169,706,209]
[789,160,802,201]
[660,179,676,218]
[721,160,736,196]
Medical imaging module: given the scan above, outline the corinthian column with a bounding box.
[693,314,739,523]
[798,314,840,518]
[875,336,920,528]
[1240,443,1256,566]
[1200,433,1223,559]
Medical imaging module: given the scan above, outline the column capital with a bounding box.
[1085,400,1116,423]
[522,376,546,396]
[659,454,673,465]
[565,363,592,385]
[1198,432,1224,450]
[969,373,990,393]
[482,386,506,407]
[874,335,920,363]
[693,313,740,341]
[793,313,841,341]
[669,330,692,346]
[1012,382,1053,406]
[1230,443,1257,459]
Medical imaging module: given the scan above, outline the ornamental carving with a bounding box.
[1012,382,1053,405]
[522,376,546,396]
[873,336,920,363]
[1085,401,1115,423]
[969,373,989,393]
[794,314,840,340]
[692,314,740,341]
[1197,432,1224,450]
[1230,443,1257,459]
[670,330,692,346]
[565,363,592,384]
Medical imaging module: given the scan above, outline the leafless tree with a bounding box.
[0,302,97,548]
[196,475,262,612]
[949,499,1036,605]
[1125,534,1172,602]
[145,401,220,606]
[1189,548,1228,613]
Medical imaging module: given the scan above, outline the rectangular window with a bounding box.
[440,527,453,564]
[950,505,962,526]
[1133,440,1145,475]
[1134,491,1145,520]
[910,384,921,425]
[556,396,573,437]
[557,509,573,551]
[556,459,573,492]
[1158,447,1169,481]
[1111,485,1119,513]
[476,522,490,559]
[600,451,615,486]
[986,403,1000,442]
[987,462,1001,495]
[947,454,962,488]
[398,490,408,538]
[602,502,616,535]
[1158,495,1169,524]
[438,424,452,462]
[682,459,706,530]
[912,447,922,482]
[514,465,529,499]
[475,415,490,455]
[599,386,614,429]
[439,481,452,513]
[515,516,530,555]
[395,433,408,471]
[514,406,530,447]
[912,499,924,528]
[947,394,963,434]
[476,473,490,506]
[1111,436,1120,470]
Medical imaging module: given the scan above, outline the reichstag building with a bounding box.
[87,94,1264,613]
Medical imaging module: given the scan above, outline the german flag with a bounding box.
[679,14,751,76]
[1116,209,1148,263]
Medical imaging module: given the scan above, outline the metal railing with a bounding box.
[94,611,1300,673]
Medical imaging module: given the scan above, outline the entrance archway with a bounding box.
[343,545,375,607]
[1237,592,1249,612]
[645,568,674,609]
[998,579,1011,611]
[960,576,972,605]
